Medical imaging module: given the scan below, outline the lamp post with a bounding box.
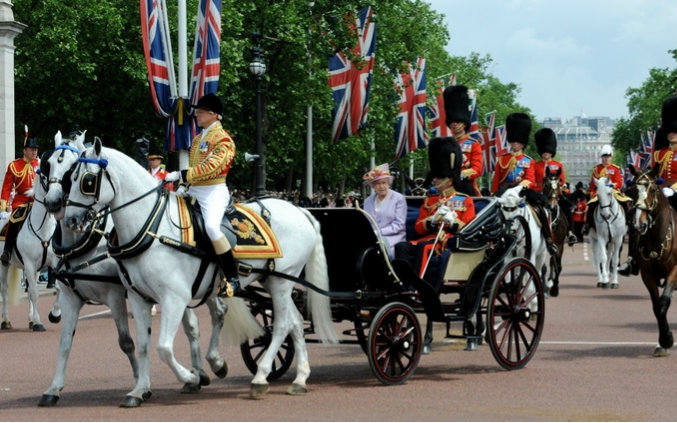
[249,34,266,197]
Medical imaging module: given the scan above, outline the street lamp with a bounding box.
[250,33,266,197]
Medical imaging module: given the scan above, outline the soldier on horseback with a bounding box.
[164,93,240,297]
[585,144,635,275]
[491,112,559,256]
[653,97,677,213]
[532,127,577,246]
[1,136,40,266]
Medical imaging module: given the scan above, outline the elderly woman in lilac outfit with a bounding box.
[362,163,408,259]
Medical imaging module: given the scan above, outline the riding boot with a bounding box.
[216,249,241,297]
[1,220,19,266]
[618,227,639,276]
[560,197,577,246]
[536,206,559,256]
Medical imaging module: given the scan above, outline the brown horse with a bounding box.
[541,168,567,297]
[629,164,677,356]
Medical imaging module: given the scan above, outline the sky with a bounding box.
[425,0,676,122]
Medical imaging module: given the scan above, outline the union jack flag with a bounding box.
[394,57,428,159]
[140,0,175,117]
[482,110,496,175]
[494,124,508,158]
[427,73,455,138]
[328,6,376,143]
[640,129,654,168]
[467,90,482,143]
[190,0,221,108]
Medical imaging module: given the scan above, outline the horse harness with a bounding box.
[634,173,675,264]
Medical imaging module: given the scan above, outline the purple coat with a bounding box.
[363,189,408,259]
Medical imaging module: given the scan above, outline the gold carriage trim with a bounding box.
[177,196,196,246]
[231,204,282,259]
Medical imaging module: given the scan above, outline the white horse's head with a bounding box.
[497,185,526,218]
[594,177,615,220]
[43,130,87,219]
[63,137,112,233]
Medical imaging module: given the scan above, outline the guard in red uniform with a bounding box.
[444,85,482,196]
[654,97,677,212]
[147,146,174,191]
[1,137,40,265]
[491,113,558,256]
[395,136,476,288]
[533,128,577,246]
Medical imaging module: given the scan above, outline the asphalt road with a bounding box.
[1,240,676,421]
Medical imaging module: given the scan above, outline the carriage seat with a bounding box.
[447,198,503,252]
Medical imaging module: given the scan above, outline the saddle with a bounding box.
[176,195,282,260]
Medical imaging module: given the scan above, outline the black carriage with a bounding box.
[239,196,543,385]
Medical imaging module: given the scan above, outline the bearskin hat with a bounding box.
[654,127,668,151]
[661,96,677,135]
[535,127,557,156]
[443,85,470,128]
[506,112,531,146]
[24,137,39,149]
[426,136,462,182]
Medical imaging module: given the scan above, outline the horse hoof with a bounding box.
[659,332,674,349]
[181,383,201,394]
[422,344,431,355]
[199,369,211,386]
[142,390,152,401]
[549,285,559,297]
[0,321,11,330]
[653,346,670,357]
[48,312,61,324]
[610,283,619,289]
[38,394,59,406]
[119,395,144,408]
[596,282,604,288]
[287,383,308,396]
[28,321,33,330]
[214,364,228,379]
[32,324,46,332]
[250,383,269,399]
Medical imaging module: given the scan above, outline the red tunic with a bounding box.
[491,152,535,194]
[413,188,476,244]
[588,163,623,197]
[653,146,677,189]
[1,157,38,212]
[149,166,175,191]
[573,200,587,223]
[458,134,483,196]
[533,159,566,192]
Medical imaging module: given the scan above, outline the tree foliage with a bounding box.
[12,0,532,194]
[612,49,677,160]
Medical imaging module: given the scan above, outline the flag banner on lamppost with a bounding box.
[427,73,456,138]
[140,0,222,152]
[328,5,376,143]
[394,57,428,159]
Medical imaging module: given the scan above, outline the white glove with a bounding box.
[164,171,181,182]
[662,187,675,198]
[433,205,450,220]
[0,211,8,220]
[441,210,458,225]
[175,185,189,196]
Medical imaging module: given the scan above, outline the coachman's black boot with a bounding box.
[216,249,241,297]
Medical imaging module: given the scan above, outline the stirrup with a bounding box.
[217,277,240,298]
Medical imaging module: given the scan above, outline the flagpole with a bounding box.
[304,1,314,200]
[177,0,189,169]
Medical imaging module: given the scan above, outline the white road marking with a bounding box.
[79,310,112,320]
[541,340,656,346]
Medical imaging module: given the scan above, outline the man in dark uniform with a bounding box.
[1,136,40,265]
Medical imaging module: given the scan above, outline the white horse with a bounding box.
[589,177,626,289]
[62,139,336,402]
[497,185,551,289]
[0,177,57,332]
[40,131,236,407]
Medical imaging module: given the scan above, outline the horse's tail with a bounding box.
[221,297,265,346]
[6,264,23,306]
[300,208,339,344]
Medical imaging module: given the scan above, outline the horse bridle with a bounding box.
[65,155,114,224]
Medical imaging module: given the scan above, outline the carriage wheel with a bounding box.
[486,257,544,370]
[367,302,421,385]
[509,215,531,259]
[240,303,295,381]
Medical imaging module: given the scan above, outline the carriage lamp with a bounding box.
[250,33,266,198]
